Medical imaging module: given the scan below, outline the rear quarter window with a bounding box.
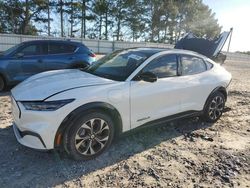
[205,60,214,69]
[77,45,90,53]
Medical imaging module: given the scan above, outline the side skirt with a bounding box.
[121,110,203,137]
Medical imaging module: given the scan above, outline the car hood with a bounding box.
[175,29,232,59]
[11,69,116,101]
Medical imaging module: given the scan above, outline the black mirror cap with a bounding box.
[138,72,157,83]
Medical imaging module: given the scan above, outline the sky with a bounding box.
[203,0,250,52]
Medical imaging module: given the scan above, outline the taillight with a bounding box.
[89,53,96,57]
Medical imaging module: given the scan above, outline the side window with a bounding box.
[181,55,207,75]
[142,54,177,78]
[18,44,44,56]
[49,43,76,54]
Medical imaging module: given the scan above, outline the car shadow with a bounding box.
[0,116,215,187]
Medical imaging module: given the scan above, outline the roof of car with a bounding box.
[21,39,83,46]
[122,47,208,59]
[128,47,167,56]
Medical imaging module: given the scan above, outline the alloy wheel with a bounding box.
[74,118,110,156]
[208,96,224,120]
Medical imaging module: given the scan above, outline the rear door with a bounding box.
[178,54,215,111]
[6,42,47,82]
[44,42,77,70]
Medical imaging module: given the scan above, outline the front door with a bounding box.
[130,54,183,128]
[7,42,47,82]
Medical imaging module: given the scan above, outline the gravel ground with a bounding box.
[0,60,249,188]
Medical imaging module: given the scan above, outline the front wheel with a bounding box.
[202,91,225,123]
[64,111,114,160]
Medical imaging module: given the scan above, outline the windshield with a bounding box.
[2,44,22,56]
[85,49,153,81]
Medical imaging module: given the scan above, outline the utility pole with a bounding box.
[227,27,233,53]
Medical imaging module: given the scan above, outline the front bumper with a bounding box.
[13,123,47,149]
[11,96,67,150]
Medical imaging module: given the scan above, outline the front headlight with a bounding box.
[21,99,75,111]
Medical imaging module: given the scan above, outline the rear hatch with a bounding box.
[175,29,232,59]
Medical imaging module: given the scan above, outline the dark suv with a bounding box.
[0,40,96,91]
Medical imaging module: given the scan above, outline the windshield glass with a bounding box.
[2,44,22,56]
[86,49,154,81]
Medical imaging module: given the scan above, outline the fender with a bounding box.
[203,86,227,110]
[54,102,123,148]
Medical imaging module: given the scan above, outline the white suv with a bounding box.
[11,48,232,160]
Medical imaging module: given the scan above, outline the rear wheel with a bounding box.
[0,76,5,92]
[64,111,114,160]
[202,91,225,123]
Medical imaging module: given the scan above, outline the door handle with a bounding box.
[38,59,43,63]
[68,56,75,60]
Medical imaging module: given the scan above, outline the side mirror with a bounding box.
[138,72,157,83]
[15,52,24,58]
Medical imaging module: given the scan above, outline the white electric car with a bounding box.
[11,48,232,160]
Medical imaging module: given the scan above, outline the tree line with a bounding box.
[0,0,221,44]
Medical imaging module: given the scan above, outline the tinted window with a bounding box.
[181,55,206,75]
[142,55,177,78]
[49,43,76,54]
[18,44,46,56]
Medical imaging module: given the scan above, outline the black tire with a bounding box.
[0,76,5,92]
[202,91,225,123]
[63,111,114,160]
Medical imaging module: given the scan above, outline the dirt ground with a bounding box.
[0,60,249,188]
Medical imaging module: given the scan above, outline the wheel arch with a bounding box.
[0,71,7,89]
[203,86,227,110]
[0,71,7,82]
[54,102,123,148]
